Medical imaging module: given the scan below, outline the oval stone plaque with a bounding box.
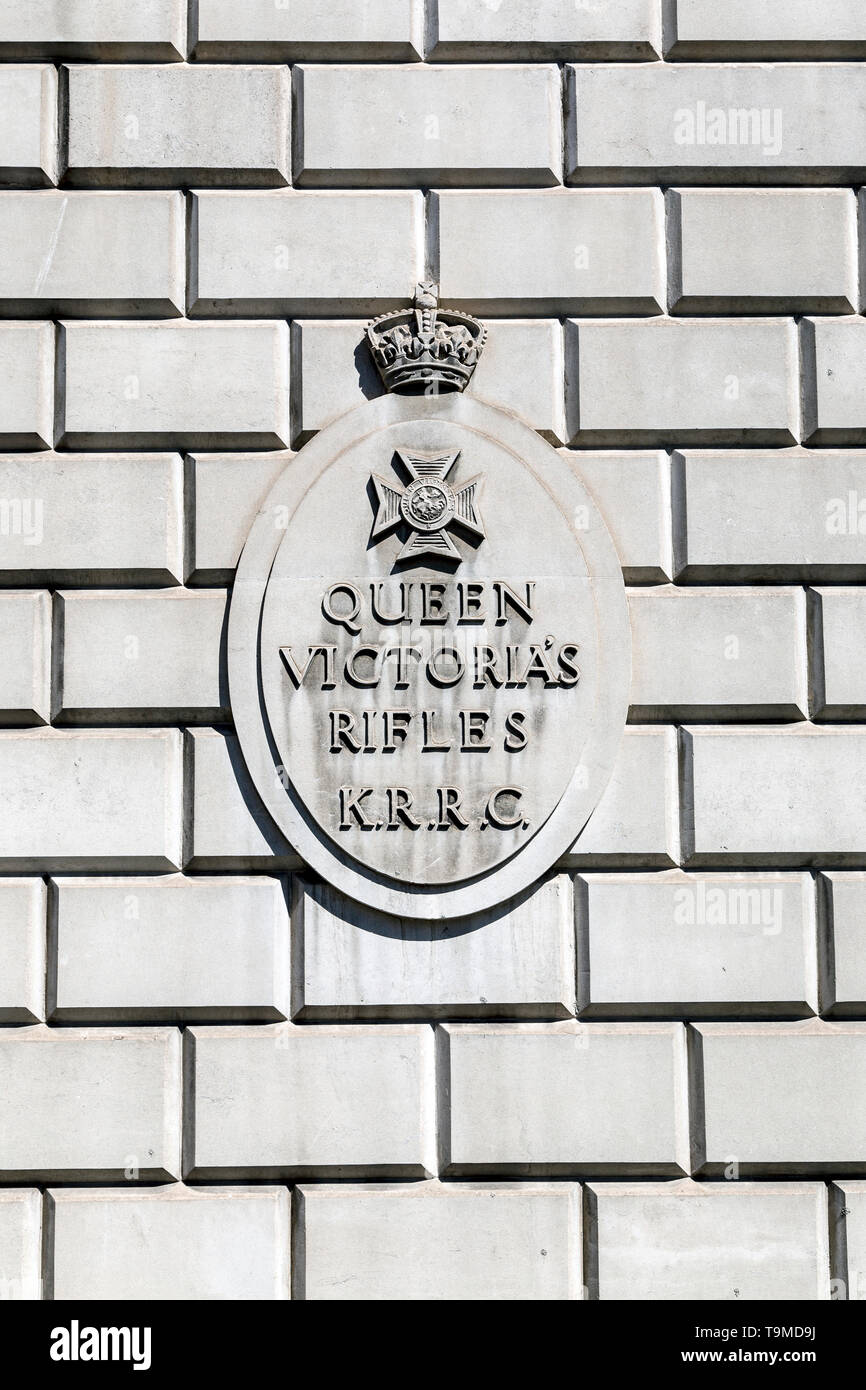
[229,390,631,920]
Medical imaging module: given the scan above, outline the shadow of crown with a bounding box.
[367,282,487,395]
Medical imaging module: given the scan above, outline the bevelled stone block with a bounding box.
[590,1181,830,1300]
[578,872,817,1017]
[56,589,229,724]
[194,0,424,61]
[0,0,185,60]
[0,192,185,316]
[188,1024,435,1179]
[192,191,423,316]
[61,322,290,449]
[568,64,866,183]
[295,874,576,1019]
[52,875,289,1022]
[66,64,291,186]
[294,63,562,187]
[297,1182,582,1301]
[0,879,46,1023]
[0,730,183,870]
[695,1021,866,1173]
[0,65,57,186]
[0,1191,42,1300]
[50,1187,290,1300]
[443,1021,690,1174]
[0,454,183,586]
[0,1026,182,1181]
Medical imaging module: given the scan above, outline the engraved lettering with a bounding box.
[330,710,361,753]
[474,646,505,687]
[339,786,377,828]
[386,787,420,829]
[422,710,451,751]
[504,710,528,751]
[322,582,363,634]
[486,786,525,829]
[383,645,422,688]
[458,581,487,622]
[345,645,383,688]
[437,786,470,829]
[427,646,465,688]
[383,708,412,752]
[520,643,560,686]
[460,710,492,751]
[421,581,449,624]
[494,580,535,626]
[280,645,337,688]
[371,581,413,624]
[557,643,581,686]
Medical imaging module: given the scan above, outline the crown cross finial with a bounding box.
[367,283,487,395]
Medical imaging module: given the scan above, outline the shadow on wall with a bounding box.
[354,337,385,402]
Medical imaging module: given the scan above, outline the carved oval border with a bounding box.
[228,393,632,920]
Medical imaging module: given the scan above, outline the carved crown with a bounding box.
[367,282,487,395]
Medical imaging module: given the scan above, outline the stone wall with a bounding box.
[1,0,865,1301]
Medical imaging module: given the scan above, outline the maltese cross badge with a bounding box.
[369,449,485,566]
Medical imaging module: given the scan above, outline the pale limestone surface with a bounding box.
[187,728,298,870]
[0,322,54,447]
[567,318,799,445]
[295,873,576,1019]
[834,1182,866,1300]
[686,727,866,863]
[67,64,291,186]
[0,191,185,315]
[0,1191,42,1300]
[567,451,673,583]
[298,1182,582,1301]
[52,875,289,1022]
[0,880,46,1023]
[0,65,57,185]
[823,875,866,1014]
[812,589,866,718]
[188,1024,435,1178]
[670,0,866,57]
[195,0,424,60]
[0,0,185,59]
[565,727,679,866]
[432,0,659,59]
[0,453,183,585]
[193,191,423,316]
[51,1187,290,1300]
[62,321,291,448]
[696,1021,866,1171]
[0,1026,182,1180]
[628,586,808,719]
[590,1181,831,1300]
[670,189,858,312]
[295,63,562,186]
[186,452,290,584]
[678,451,866,580]
[806,317,866,444]
[569,64,866,181]
[443,1021,690,1174]
[0,730,182,870]
[435,189,664,314]
[578,872,818,1016]
[56,589,228,723]
[0,591,50,724]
